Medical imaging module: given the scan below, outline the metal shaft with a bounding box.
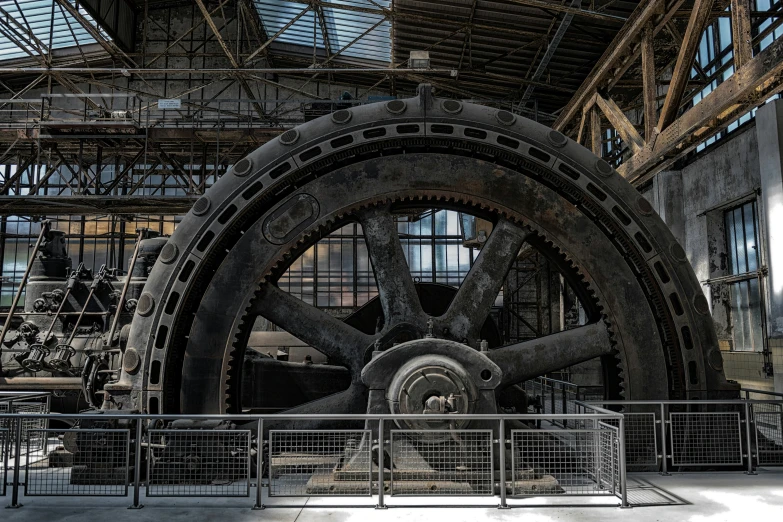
[130,418,143,509]
[106,233,143,349]
[40,264,82,342]
[0,220,49,347]
[65,266,106,347]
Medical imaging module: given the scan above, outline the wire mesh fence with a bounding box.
[146,429,251,497]
[4,397,779,508]
[389,429,494,496]
[24,429,130,496]
[753,407,783,466]
[0,401,49,458]
[669,412,743,466]
[510,427,617,496]
[268,430,372,497]
[598,422,620,494]
[603,412,658,468]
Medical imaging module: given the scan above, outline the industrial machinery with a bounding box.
[1,86,739,492]
[107,85,736,418]
[0,225,164,410]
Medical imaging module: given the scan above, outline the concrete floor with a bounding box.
[3,470,782,522]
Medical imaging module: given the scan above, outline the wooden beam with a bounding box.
[576,108,587,145]
[553,0,667,132]
[641,23,658,140]
[731,0,753,69]
[619,30,783,184]
[590,106,602,157]
[594,94,645,153]
[657,0,716,132]
[605,0,689,91]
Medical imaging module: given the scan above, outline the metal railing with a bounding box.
[0,392,50,461]
[0,407,627,510]
[524,377,604,427]
[583,397,783,473]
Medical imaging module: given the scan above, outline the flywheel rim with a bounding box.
[113,87,734,416]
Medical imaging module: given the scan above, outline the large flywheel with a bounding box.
[107,85,737,418]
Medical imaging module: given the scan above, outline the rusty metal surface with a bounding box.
[108,86,736,423]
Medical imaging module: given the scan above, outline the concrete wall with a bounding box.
[643,123,781,393]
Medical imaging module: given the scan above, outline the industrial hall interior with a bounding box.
[0,0,783,520]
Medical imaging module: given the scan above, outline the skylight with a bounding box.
[252,0,391,64]
[0,0,107,62]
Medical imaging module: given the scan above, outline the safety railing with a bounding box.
[0,392,50,462]
[582,397,783,473]
[0,408,627,510]
[524,377,604,427]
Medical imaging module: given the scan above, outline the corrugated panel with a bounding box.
[252,0,391,63]
[0,0,109,62]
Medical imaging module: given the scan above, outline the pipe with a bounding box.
[0,220,50,346]
[0,376,83,389]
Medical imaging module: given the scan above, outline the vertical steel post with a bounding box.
[376,418,386,509]
[43,394,51,456]
[618,416,629,508]
[498,418,509,509]
[744,402,756,474]
[659,403,669,475]
[8,407,22,508]
[253,419,265,510]
[129,418,143,509]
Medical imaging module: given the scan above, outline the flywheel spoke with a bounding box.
[358,207,426,329]
[441,219,531,341]
[250,283,374,373]
[487,322,614,388]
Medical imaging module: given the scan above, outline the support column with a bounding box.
[755,101,783,392]
[652,170,686,247]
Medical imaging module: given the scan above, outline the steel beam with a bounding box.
[0,195,198,215]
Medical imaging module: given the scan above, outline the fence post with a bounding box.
[43,394,51,457]
[129,418,143,509]
[744,403,756,475]
[253,419,265,509]
[659,403,669,475]
[376,418,386,509]
[8,410,23,508]
[619,416,630,508]
[498,418,509,509]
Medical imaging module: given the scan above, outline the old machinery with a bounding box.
[106,85,736,423]
[1,85,743,495]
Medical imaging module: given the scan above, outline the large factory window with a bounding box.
[724,200,765,352]
[277,210,474,311]
[0,215,180,306]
